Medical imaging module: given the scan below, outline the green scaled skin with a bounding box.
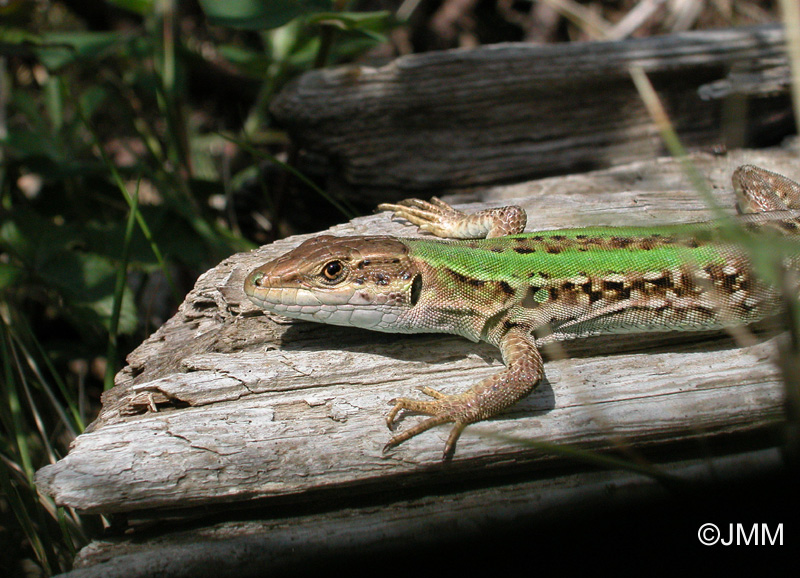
[244,165,800,460]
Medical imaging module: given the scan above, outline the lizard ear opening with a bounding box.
[410,275,423,306]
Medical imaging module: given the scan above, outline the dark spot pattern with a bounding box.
[499,281,515,296]
[449,269,486,287]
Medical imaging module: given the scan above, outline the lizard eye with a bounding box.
[321,260,345,282]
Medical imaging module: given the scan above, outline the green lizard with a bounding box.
[244,165,800,460]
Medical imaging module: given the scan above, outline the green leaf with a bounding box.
[217,44,272,78]
[306,10,395,31]
[81,205,211,268]
[199,0,331,30]
[0,209,64,264]
[3,127,63,162]
[0,209,139,334]
[307,11,397,51]
[0,28,41,58]
[104,0,156,15]
[0,263,23,289]
[35,32,129,71]
[38,250,138,334]
[78,85,110,122]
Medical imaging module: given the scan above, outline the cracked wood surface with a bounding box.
[60,448,785,577]
[34,149,797,516]
[271,24,790,200]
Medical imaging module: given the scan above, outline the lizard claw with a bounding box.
[377,199,466,238]
[383,418,466,461]
[383,388,468,460]
[385,386,449,428]
[378,197,526,239]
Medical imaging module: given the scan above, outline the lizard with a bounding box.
[244,165,800,460]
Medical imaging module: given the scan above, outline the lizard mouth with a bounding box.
[244,267,412,330]
[245,269,354,308]
[243,234,419,330]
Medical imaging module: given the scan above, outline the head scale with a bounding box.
[244,235,421,331]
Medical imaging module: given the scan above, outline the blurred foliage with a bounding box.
[0,0,395,574]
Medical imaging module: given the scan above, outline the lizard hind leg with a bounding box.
[383,326,544,460]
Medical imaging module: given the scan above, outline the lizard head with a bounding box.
[244,235,422,331]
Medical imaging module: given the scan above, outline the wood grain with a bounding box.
[271,25,790,200]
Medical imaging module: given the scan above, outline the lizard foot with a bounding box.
[384,386,468,461]
[379,197,526,239]
[377,198,465,238]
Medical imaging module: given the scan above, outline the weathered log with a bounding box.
[271,24,791,200]
[59,448,787,576]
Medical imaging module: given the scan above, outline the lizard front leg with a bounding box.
[384,325,543,460]
[378,197,526,238]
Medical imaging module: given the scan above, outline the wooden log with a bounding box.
[270,25,791,200]
[59,448,787,576]
[35,149,798,518]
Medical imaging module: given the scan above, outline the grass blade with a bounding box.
[105,180,140,390]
